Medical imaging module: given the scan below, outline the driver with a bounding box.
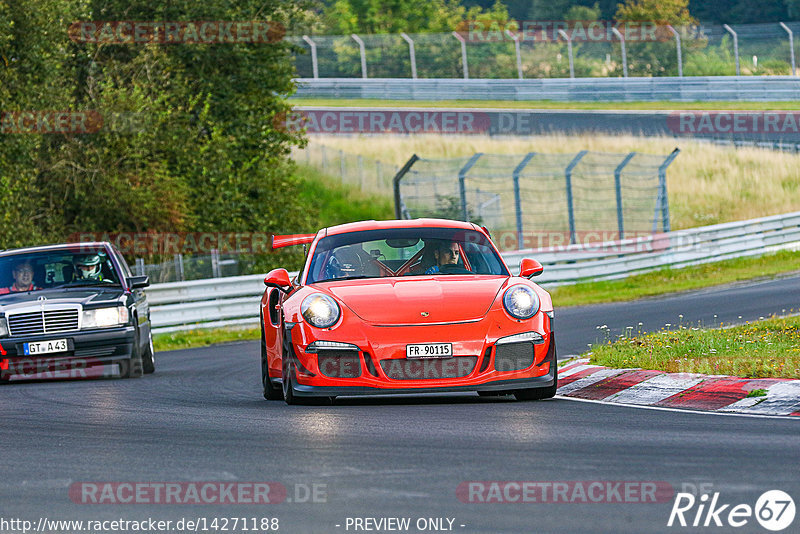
[425,241,461,274]
[73,254,104,281]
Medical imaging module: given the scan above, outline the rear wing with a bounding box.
[271,234,316,250]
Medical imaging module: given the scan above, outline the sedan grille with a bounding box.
[7,309,80,336]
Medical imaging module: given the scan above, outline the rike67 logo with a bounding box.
[668,489,795,531]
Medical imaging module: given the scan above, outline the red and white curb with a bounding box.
[557,358,800,417]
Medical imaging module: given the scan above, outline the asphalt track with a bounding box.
[2,275,800,534]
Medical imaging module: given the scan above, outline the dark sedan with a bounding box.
[0,242,154,382]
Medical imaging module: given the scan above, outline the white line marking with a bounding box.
[556,395,800,420]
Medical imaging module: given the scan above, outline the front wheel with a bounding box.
[121,332,144,378]
[514,366,557,401]
[142,331,156,374]
[261,332,283,400]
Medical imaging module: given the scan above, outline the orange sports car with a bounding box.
[259,219,557,404]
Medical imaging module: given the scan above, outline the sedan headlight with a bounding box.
[503,285,539,320]
[83,306,129,329]
[301,293,340,329]
[0,316,8,338]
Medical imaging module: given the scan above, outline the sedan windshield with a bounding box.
[306,228,509,284]
[0,248,121,294]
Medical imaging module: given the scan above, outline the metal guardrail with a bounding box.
[294,76,800,102]
[149,211,800,333]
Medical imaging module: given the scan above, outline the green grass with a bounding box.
[549,248,800,308]
[587,315,800,379]
[746,389,768,398]
[154,327,260,352]
[295,163,394,225]
[290,97,800,111]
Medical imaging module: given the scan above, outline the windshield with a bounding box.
[0,247,122,294]
[306,228,509,284]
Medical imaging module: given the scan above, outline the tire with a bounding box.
[282,357,298,405]
[142,331,156,374]
[514,365,558,401]
[261,327,283,401]
[122,331,144,378]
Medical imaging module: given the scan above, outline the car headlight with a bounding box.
[0,316,8,338]
[83,306,129,329]
[301,293,340,329]
[503,285,539,320]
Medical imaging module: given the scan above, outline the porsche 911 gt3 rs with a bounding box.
[259,219,556,404]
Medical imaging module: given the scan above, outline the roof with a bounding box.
[0,242,111,257]
[323,218,479,237]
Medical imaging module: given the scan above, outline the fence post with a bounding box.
[174,254,185,282]
[302,35,318,79]
[211,249,221,278]
[557,29,574,79]
[357,155,364,190]
[339,150,345,183]
[611,27,628,77]
[393,155,420,219]
[376,160,383,190]
[135,258,145,276]
[667,25,683,77]
[506,29,523,79]
[656,148,680,233]
[614,152,636,240]
[452,31,469,79]
[400,32,417,79]
[564,151,588,245]
[458,153,483,221]
[512,153,536,250]
[723,24,740,75]
[780,22,796,76]
[351,34,368,78]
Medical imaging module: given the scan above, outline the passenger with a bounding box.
[0,260,39,293]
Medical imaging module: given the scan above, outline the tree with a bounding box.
[616,0,697,25]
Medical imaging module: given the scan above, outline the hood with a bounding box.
[0,286,124,313]
[320,276,508,325]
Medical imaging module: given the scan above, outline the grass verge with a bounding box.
[154,327,260,352]
[296,163,394,225]
[587,315,800,379]
[290,98,800,111]
[548,248,800,308]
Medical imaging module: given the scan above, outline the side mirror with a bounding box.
[264,268,291,289]
[129,275,150,289]
[519,258,543,278]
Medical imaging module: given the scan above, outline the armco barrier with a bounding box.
[293,76,800,102]
[149,211,800,333]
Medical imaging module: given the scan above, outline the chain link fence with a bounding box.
[394,150,679,251]
[288,23,800,79]
[133,252,247,284]
[292,143,400,194]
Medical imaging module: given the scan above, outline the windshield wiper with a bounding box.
[55,280,118,288]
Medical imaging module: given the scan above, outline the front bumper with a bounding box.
[0,326,135,380]
[286,319,557,398]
